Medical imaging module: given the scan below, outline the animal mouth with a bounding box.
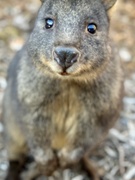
[59,66,70,76]
[60,71,69,76]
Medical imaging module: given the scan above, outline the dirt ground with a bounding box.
[0,0,135,179]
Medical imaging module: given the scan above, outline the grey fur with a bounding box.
[2,0,123,179]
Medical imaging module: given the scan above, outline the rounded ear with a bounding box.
[102,0,117,10]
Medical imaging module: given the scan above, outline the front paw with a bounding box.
[38,155,58,176]
[58,148,83,168]
[33,148,59,176]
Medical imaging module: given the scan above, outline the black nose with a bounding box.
[54,47,79,70]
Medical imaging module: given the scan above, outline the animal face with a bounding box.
[27,0,115,81]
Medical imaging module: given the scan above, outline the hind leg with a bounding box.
[6,155,28,180]
[5,140,28,180]
[4,124,28,180]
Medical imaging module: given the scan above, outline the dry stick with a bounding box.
[83,155,100,180]
[82,136,107,180]
[118,146,125,176]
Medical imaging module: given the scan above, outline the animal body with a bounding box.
[2,0,123,179]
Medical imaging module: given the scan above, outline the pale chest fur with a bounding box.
[47,83,86,150]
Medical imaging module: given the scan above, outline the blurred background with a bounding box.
[0,0,135,179]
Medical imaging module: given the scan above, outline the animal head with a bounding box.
[27,0,117,81]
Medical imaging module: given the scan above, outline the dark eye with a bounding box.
[45,18,54,29]
[87,23,97,34]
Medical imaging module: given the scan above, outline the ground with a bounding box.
[0,0,135,179]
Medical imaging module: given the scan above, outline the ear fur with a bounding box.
[102,0,117,10]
